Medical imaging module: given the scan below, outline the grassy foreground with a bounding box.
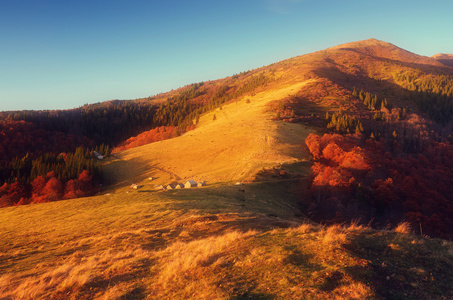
[1,182,453,299]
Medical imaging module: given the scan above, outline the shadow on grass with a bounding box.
[121,287,147,300]
[319,270,344,292]
[230,292,275,300]
[157,180,308,222]
[284,247,317,268]
[137,190,156,193]
[140,213,301,253]
[82,258,153,300]
[342,231,453,299]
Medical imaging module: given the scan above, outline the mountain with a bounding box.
[331,38,444,66]
[1,39,453,299]
[432,53,453,67]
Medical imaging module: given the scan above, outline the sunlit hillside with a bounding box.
[1,39,453,299]
[103,80,316,189]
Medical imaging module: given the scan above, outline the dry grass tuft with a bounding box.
[322,224,348,246]
[332,282,374,299]
[395,222,412,234]
[347,219,365,231]
[100,285,125,300]
[0,275,11,295]
[288,222,315,234]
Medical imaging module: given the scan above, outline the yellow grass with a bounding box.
[322,224,349,247]
[157,230,257,285]
[1,191,452,299]
[0,246,150,299]
[395,221,412,234]
[103,80,316,190]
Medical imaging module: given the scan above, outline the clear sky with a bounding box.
[1,0,452,111]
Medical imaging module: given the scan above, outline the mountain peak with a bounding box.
[328,38,443,66]
[330,38,395,50]
[432,53,453,59]
[432,53,453,67]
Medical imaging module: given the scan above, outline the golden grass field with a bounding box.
[1,63,453,299]
[2,183,452,299]
[103,81,316,190]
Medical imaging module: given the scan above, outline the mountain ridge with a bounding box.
[328,38,443,65]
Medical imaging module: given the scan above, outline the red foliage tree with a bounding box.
[42,177,64,202]
[64,170,94,199]
[0,182,29,207]
[30,176,47,203]
[112,126,179,153]
[31,172,63,203]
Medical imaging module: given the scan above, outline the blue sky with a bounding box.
[1,0,452,111]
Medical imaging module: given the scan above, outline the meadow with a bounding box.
[1,182,452,299]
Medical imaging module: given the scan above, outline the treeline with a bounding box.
[210,72,271,107]
[393,71,453,124]
[0,120,94,168]
[325,110,364,134]
[0,170,97,207]
[1,137,108,186]
[152,73,272,136]
[6,102,157,145]
[80,103,157,144]
[302,77,453,239]
[112,126,179,153]
[394,72,453,97]
[153,83,204,134]
[1,146,105,185]
[3,73,272,151]
[0,147,104,207]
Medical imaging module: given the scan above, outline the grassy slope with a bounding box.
[103,80,316,190]
[1,183,452,299]
[1,39,453,299]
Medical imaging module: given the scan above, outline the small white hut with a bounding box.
[184,180,197,188]
[93,151,104,160]
[197,181,206,187]
[166,184,176,190]
[175,183,185,189]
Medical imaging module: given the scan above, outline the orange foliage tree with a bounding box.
[112,126,179,153]
[64,170,94,199]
